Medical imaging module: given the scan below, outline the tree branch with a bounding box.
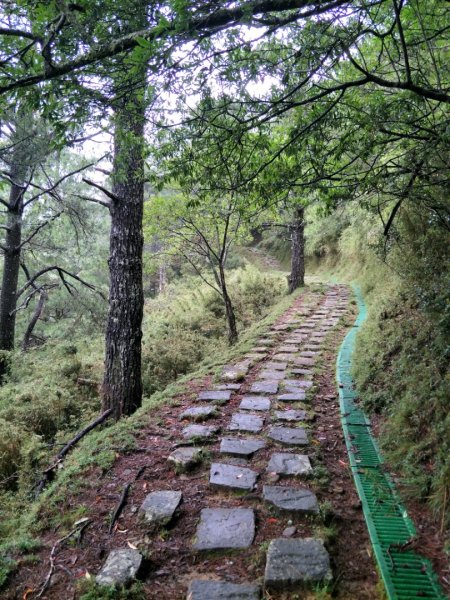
[82,178,119,203]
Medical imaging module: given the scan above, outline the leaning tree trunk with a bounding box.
[0,159,27,380]
[101,90,145,419]
[219,263,238,345]
[288,206,305,293]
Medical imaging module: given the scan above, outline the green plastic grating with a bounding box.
[336,285,447,600]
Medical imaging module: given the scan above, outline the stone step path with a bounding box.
[95,284,352,597]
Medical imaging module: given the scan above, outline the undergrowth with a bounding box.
[306,203,450,529]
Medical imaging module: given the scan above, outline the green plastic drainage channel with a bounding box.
[336,286,446,600]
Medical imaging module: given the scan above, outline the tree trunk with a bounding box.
[22,290,47,351]
[101,89,146,420]
[219,263,238,345]
[288,206,305,293]
[0,158,27,380]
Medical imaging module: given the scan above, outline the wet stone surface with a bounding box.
[219,437,266,457]
[268,426,308,446]
[264,538,332,589]
[250,381,278,395]
[290,368,313,377]
[293,357,316,367]
[258,369,285,380]
[281,379,313,389]
[214,383,242,391]
[197,390,232,404]
[228,413,264,433]
[239,395,271,411]
[272,353,297,362]
[210,462,258,491]
[193,508,255,550]
[265,361,287,370]
[277,392,306,402]
[96,548,142,587]
[267,452,312,476]
[221,361,251,382]
[274,409,307,422]
[140,490,182,525]
[182,424,219,440]
[179,406,218,421]
[187,580,261,600]
[263,485,319,513]
[168,447,203,472]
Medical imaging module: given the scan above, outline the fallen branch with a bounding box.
[35,409,112,496]
[109,483,131,534]
[36,519,92,598]
[108,466,148,534]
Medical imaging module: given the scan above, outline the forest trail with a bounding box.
[10,285,382,599]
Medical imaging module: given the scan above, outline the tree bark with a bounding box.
[288,206,305,293]
[0,151,27,380]
[101,89,145,419]
[219,263,238,345]
[22,290,47,351]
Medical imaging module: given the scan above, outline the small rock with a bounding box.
[182,424,219,440]
[282,526,297,538]
[168,447,203,472]
[197,390,232,404]
[96,548,142,587]
[179,406,218,421]
[140,490,182,525]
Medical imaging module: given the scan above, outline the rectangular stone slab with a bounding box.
[264,538,332,589]
[267,452,312,476]
[182,424,219,440]
[193,508,255,550]
[272,353,297,362]
[281,379,313,389]
[263,485,319,513]
[239,395,271,411]
[277,392,306,402]
[293,357,316,367]
[179,406,218,421]
[210,462,258,490]
[197,390,232,404]
[265,362,287,370]
[274,409,307,422]
[268,426,308,446]
[96,548,142,587]
[140,490,182,525]
[258,369,285,381]
[228,413,264,433]
[250,381,278,395]
[219,437,266,457]
[187,580,260,600]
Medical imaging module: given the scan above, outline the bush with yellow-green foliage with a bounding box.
[306,203,450,527]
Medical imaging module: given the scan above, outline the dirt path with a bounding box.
[8,285,380,599]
